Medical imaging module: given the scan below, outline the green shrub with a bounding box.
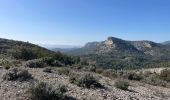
[3,68,32,81]
[142,73,167,87]
[24,59,45,68]
[56,68,70,76]
[101,69,117,79]
[43,67,52,73]
[127,72,143,81]
[42,57,63,67]
[159,69,170,82]
[0,59,12,70]
[70,73,102,88]
[88,66,96,72]
[27,82,67,100]
[4,64,11,70]
[114,80,129,90]
[95,68,103,74]
[12,47,38,60]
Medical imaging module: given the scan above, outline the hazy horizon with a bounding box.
[0,0,170,45]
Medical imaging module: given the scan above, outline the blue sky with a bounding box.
[0,0,170,46]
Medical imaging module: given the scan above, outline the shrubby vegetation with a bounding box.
[0,58,21,70]
[24,59,45,68]
[0,38,80,67]
[141,69,170,87]
[69,73,102,88]
[43,67,52,73]
[159,69,170,82]
[114,80,129,90]
[27,82,67,100]
[3,68,32,81]
[56,67,71,76]
[101,69,117,79]
[123,72,143,81]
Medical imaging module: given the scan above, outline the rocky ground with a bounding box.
[0,67,170,100]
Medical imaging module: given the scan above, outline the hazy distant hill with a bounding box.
[52,48,79,53]
[162,41,170,45]
[68,37,170,69]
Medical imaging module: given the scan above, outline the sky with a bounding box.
[0,0,170,46]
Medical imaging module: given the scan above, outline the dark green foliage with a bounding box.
[43,67,52,73]
[42,57,63,67]
[95,68,103,74]
[56,68,70,76]
[113,70,170,88]
[4,65,10,70]
[42,53,80,67]
[114,80,129,90]
[101,69,117,79]
[11,47,38,60]
[88,66,96,72]
[25,59,45,68]
[70,73,102,88]
[0,59,22,70]
[3,68,32,81]
[159,69,170,82]
[142,73,168,87]
[28,82,67,100]
[126,72,143,81]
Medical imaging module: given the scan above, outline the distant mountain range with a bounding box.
[67,37,170,69]
[51,48,79,53]
[0,37,170,69]
[162,41,170,45]
[39,44,81,50]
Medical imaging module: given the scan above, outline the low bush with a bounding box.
[70,73,102,88]
[101,69,117,79]
[126,72,143,81]
[142,73,168,87]
[140,71,170,87]
[27,82,67,100]
[0,59,13,70]
[43,67,52,73]
[24,59,45,68]
[88,66,96,72]
[4,65,10,70]
[42,57,64,67]
[159,69,170,82]
[3,68,32,81]
[95,68,103,74]
[114,80,129,90]
[56,68,70,76]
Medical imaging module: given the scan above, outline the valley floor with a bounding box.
[0,68,170,100]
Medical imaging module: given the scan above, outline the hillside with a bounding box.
[162,41,170,45]
[68,37,170,69]
[0,38,170,100]
[0,38,55,60]
[0,38,79,69]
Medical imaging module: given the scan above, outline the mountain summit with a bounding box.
[68,36,170,69]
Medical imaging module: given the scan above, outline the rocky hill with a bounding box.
[68,37,170,69]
